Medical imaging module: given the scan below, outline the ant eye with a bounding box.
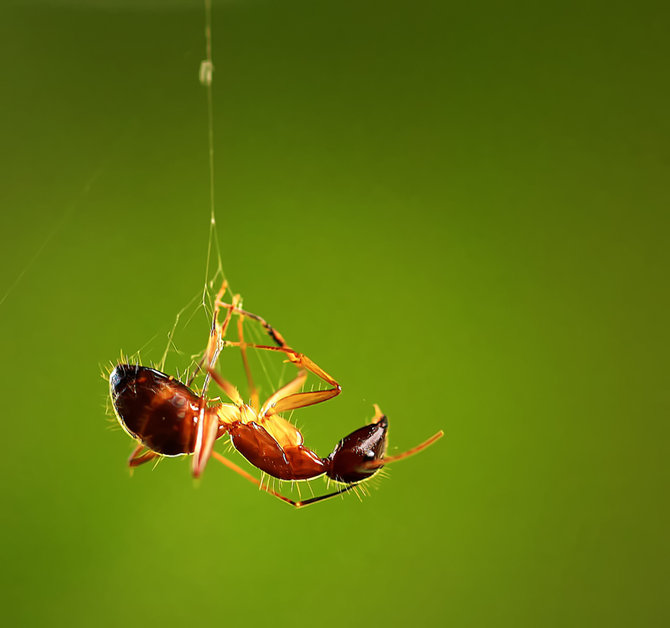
[365,450,376,460]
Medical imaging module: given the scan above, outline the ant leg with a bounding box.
[269,386,341,416]
[190,295,237,479]
[224,342,341,415]
[128,444,159,468]
[190,283,241,478]
[207,367,244,405]
[187,284,239,388]
[236,314,260,412]
[258,368,339,417]
[211,451,356,508]
[200,292,242,397]
[192,404,220,478]
[260,369,307,415]
[212,300,341,413]
[214,301,289,349]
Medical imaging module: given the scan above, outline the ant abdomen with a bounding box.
[326,416,388,483]
[110,364,224,457]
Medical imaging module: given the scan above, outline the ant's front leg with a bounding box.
[214,298,289,350]
[213,300,330,378]
[187,283,240,389]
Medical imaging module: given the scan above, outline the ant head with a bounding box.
[326,416,388,484]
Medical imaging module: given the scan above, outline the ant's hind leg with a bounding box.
[224,341,341,415]
[212,300,341,410]
[259,370,307,416]
[211,452,356,508]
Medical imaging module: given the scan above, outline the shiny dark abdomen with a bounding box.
[110,365,202,456]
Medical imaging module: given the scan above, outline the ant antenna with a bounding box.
[365,430,445,470]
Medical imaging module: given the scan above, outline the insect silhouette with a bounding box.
[109,281,443,507]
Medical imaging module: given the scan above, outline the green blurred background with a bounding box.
[1,1,668,626]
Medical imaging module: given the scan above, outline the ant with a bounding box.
[109,281,443,507]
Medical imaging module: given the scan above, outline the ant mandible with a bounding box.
[109,281,443,507]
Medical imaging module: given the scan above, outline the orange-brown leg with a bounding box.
[210,297,341,409]
[191,404,221,478]
[128,444,159,468]
[259,370,307,416]
[207,367,244,405]
[214,300,289,349]
[210,298,341,409]
[190,321,228,478]
[211,451,356,508]
[213,300,332,381]
[269,386,341,416]
[223,341,341,415]
[187,282,239,389]
[236,313,260,412]
[189,286,241,477]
